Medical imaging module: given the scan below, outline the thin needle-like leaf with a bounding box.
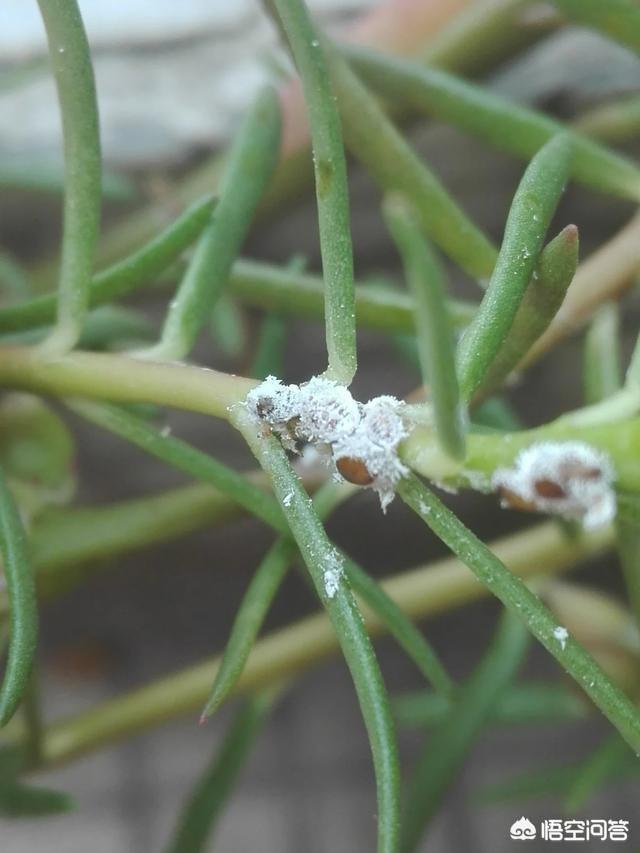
[394,681,585,729]
[167,694,274,853]
[250,313,288,379]
[401,609,529,852]
[230,259,477,334]
[325,43,497,281]
[268,0,357,384]
[383,195,466,461]
[69,402,287,534]
[37,0,102,354]
[201,482,348,720]
[564,733,630,812]
[584,303,621,405]
[477,223,579,399]
[457,134,573,400]
[0,467,37,725]
[0,195,216,335]
[233,404,400,853]
[345,46,640,201]
[0,783,74,817]
[344,556,454,699]
[615,494,640,629]
[477,756,640,804]
[201,543,293,721]
[398,474,640,755]
[150,87,281,361]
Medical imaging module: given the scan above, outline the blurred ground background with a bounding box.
[1,1,640,850]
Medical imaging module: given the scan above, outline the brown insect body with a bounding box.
[336,456,375,486]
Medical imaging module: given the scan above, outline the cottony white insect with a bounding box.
[553,625,569,650]
[246,376,410,510]
[492,440,616,529]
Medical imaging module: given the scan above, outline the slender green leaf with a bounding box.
[0,195,216,335]
[0,467,37,725]
[478,223,579,399]
[233,405,400,853]
[398,474,640,755]
[551,0,640,55]
[625,324,640,388]
[0,746,25,783]
[0,782,74,817]
[325,43,497,281]
[394,681,586,729]
[584,303,621,405]
[401,609,529,852]
[150,87,281,361]
[201,482,348,719]
[470,397,523,432]
[344,556,454,699]
[37,0,102,353]
[616,509,640,629]
[0,253,29,301]
[0,252,475,339]
[201,542,293,720]
[457,135,573,400]
[77,305,155,351]
[268,0,357,383]
[69,402,286,534]
[345,46,640,201]
[29,484,248,596]
[167,695,273,853]
[383,196,466,460]
[250,313,288,379]
[210,295,246,359]
[565,733,630,812]
[476,759,639,804]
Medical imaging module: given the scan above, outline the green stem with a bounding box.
[28,483,249,600]
[0,347,254,419]
[37,0,102,353]
[268,0,357,384]
[230,259,477,333]
[398,474,640,755]
[7,518,610,766]
[0,252,474,338]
